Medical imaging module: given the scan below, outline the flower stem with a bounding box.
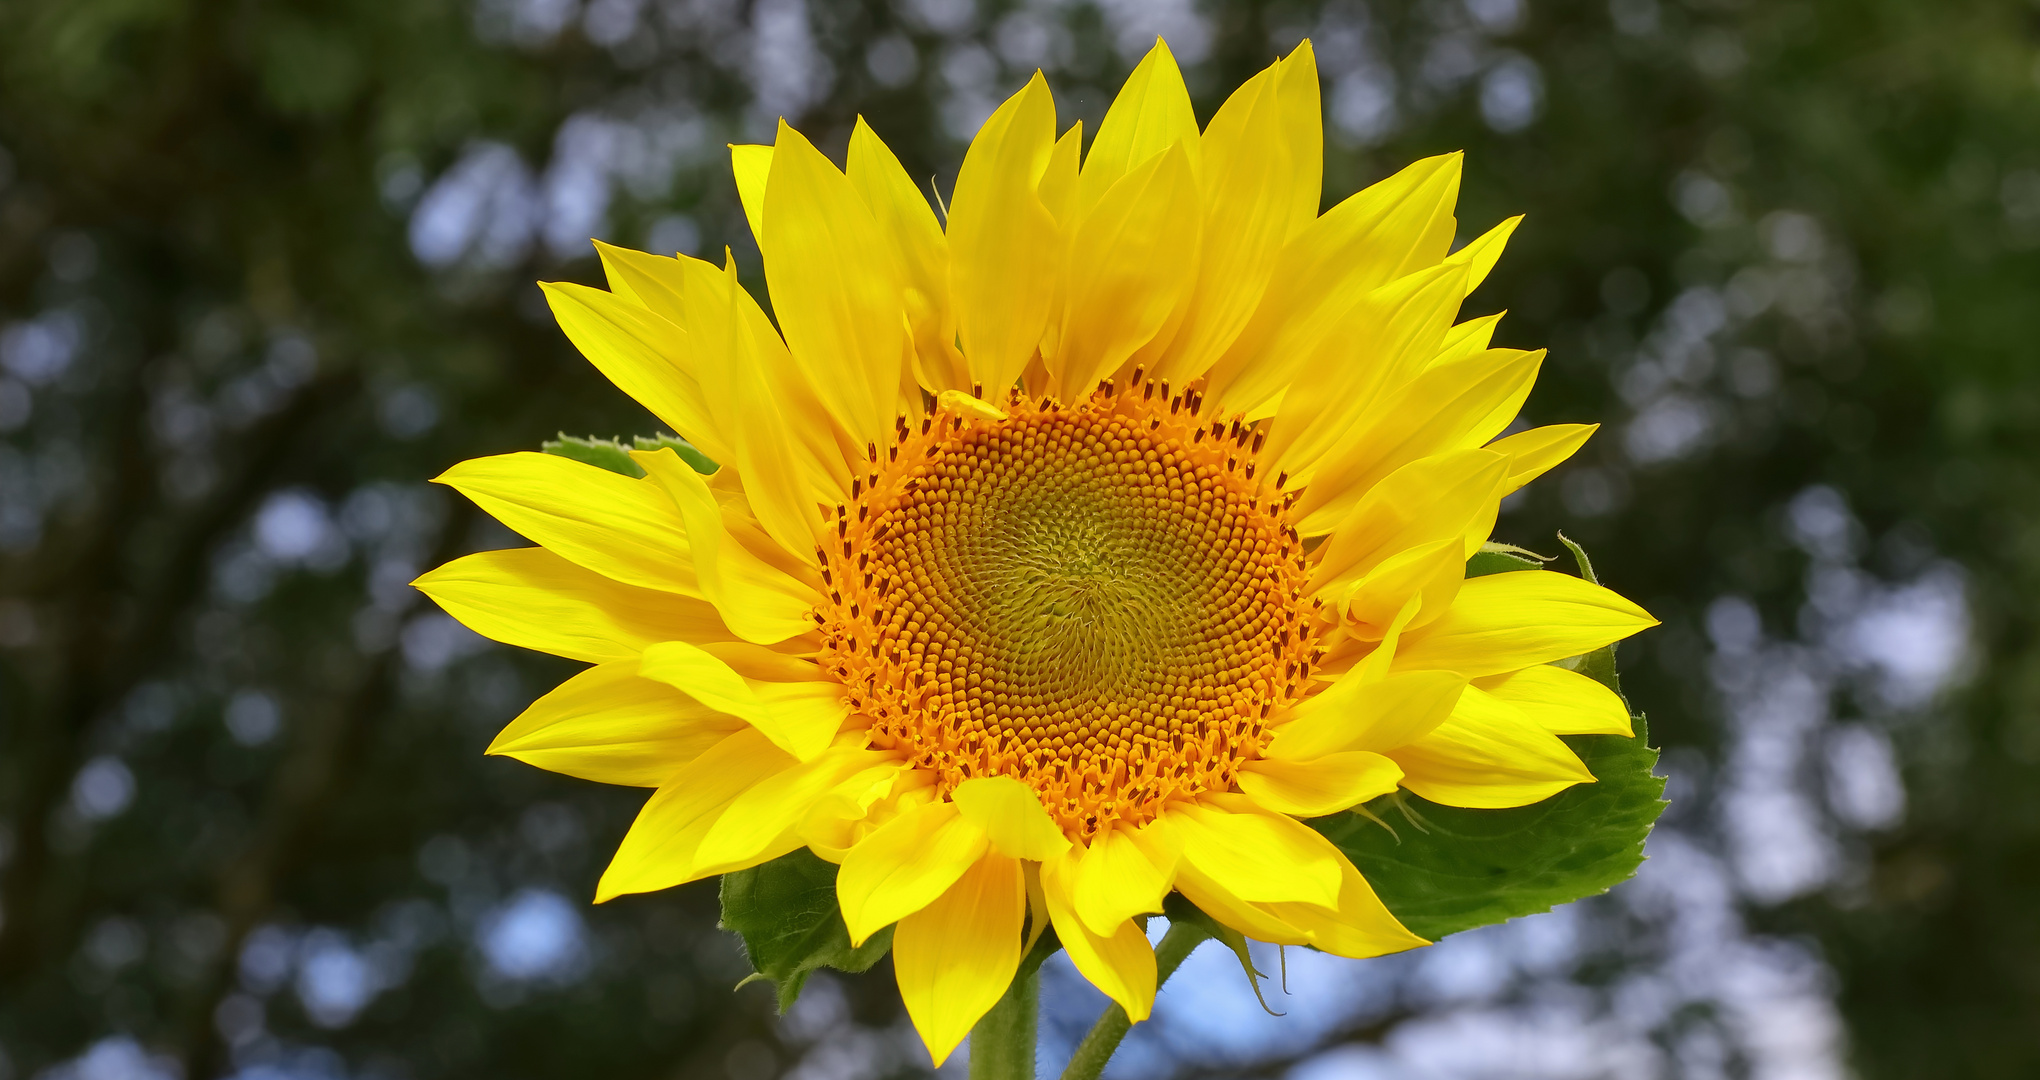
[972,960,1041,1080]
[1058,922,1211,1080]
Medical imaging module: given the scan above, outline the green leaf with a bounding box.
[718,849,892,1012]
[540,432,719,478]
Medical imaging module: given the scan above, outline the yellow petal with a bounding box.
[948,72,1059,395]
[847,118,958,392]
[690,259,829,562]
[693,746,899,875]
[1206,152,1463,416]
[1260,848,1429,958]
[952,776,1071,861]
[1388,685,1596,808]
[1393,570,1658,678]
[1310,450,1508,596]
[1169,859,1312,947]
[1268,668,1467,760]
[413,547,733,664]
[594,726,793,901]
[1077,39,1201,215]
[893,853,1026,1067]
[1165,798,1340,909]
[762,122,905,447]
[1293,348,1546,536]
[731,143,773,244]
[1071,825,1173,936]
[1043,852,1158,1021]
[1261,262,1470,482]
[836,801,991,946]
[1156,45,1320,384]
[487,660,745,786]
[1488,423,1597,495]
[1338,537,1468,639]
[1476,664,1634,737]
[538,281,733,468]
[1435,311,1505,366]
[434,451,700,597]
[1053,142,1201,398]
[590,243,850,503]
[1238,751,1404,817]
[632,447,818,644]
[1037,121,1083,226]
[636,640,846,761]
[1443,215,1521,294]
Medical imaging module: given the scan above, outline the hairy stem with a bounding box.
[972,960,1041,1080]
[1059,922,1211,1080]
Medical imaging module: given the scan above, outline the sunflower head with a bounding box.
[416,37,1657,1066]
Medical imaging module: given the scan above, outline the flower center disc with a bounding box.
[822,384,1319,838]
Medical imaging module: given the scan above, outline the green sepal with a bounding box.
[1161,894,1278,1015]
[1465,540,1549,578]
[540,432,718,478]
[630,433,718,474]
[718,849,892,1012]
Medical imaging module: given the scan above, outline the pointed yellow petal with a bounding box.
[487,661,745,786]
[413,547,734,664]
[632,447,817,644]
[762,123,905,447]
[435,451,699,597]
[1043,853,1158,1021]
[731,143,773,244]
[693,746,898,874]
[538,281,734,468]
[1388,685,1596,807]
[1476,664,1634,737]
[948,73,1059,394]
[1260,848,1429,958]
[594,726,792,901]
[636,640,846,761]
[952,776,1071,861]
[1037,121,1083,226]
[1206,152,1463,416]
[1435,312,1505,366]
[1238,751,1404,818]
[893,853,1025,1067]
[1444,215,1521,293]
[1155,46,1320,384]
[1078,39,1201,216]
[1488,423,1598,495]
[1070,825,1173,936]
[1053,142,1201,397]
[1268,669,1467,761]
[691,260,829,562]
[1393,570,1658,678]
[847,117,961,393]
[1165,799,1340,909]
[1310,450,1508,596]
[1293,349,1545,536]
[836,801,990,946]
[591,243,851,503]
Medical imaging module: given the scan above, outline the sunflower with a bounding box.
[416,40,1655,1063]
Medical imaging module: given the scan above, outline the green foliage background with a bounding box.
[1,0,2037,1077]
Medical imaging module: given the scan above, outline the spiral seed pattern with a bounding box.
[818,380,1319,838]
